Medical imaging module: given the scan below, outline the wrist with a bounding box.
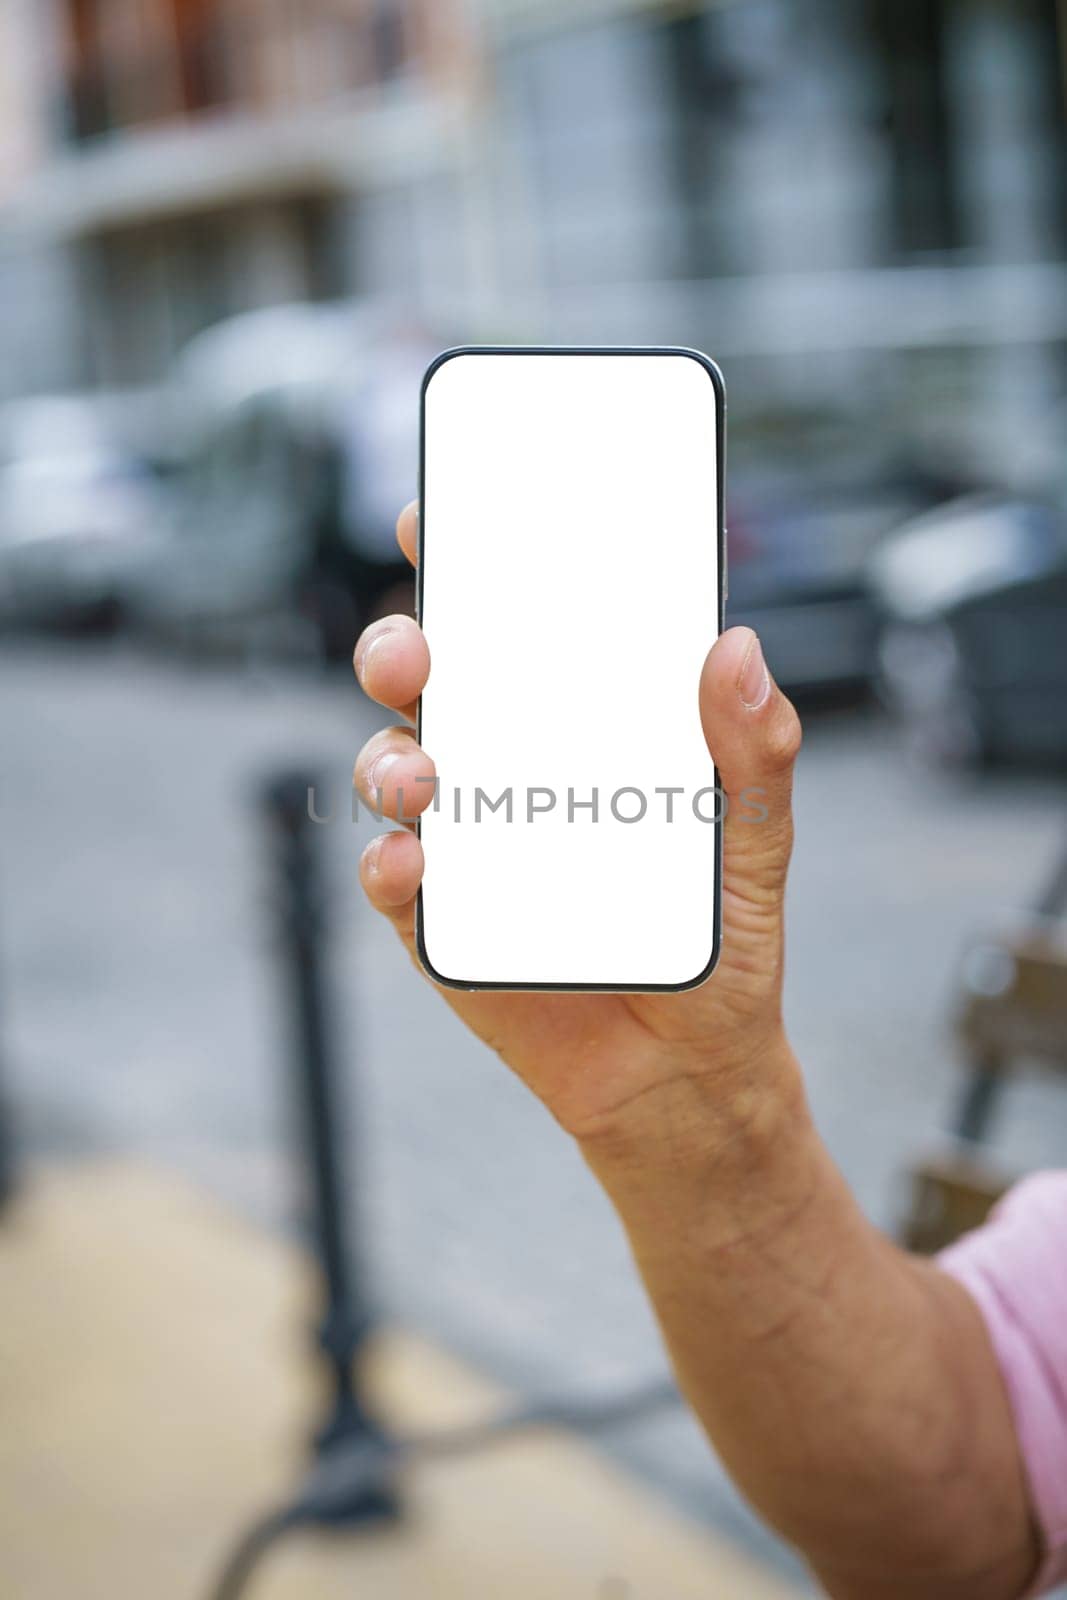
[579,1030,811,1235]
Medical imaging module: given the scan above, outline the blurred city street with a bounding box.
[3,635,1065,1573]
[1,0,1065,1592]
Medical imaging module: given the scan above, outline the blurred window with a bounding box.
[60,0,419,140]
[78,198,342,386]
[870,0,962,256]
[661,9,740,279]
[658,2,842,279]
[871,0,1066,260]
[1027,0,1067,256]
[503,19,693,288]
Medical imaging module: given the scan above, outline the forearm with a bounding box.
[582,1039,1038,1599]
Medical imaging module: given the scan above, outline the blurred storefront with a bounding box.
[0,0,1064,476]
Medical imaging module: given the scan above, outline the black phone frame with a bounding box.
[414,345,726,994]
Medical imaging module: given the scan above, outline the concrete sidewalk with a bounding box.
[0,1162,805,1600]
[4,644,1065,1565]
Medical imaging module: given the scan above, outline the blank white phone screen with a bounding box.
[418,349,722,990]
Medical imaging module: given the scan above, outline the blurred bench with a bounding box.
[903,837,1067,1254]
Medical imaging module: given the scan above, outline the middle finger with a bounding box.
[354,726,437,826]
[354,614,429,723]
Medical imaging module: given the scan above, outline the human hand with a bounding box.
[357,504,1041,1600]
[354,500,803,1154]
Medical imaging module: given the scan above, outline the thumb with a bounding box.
[699,626,802,908]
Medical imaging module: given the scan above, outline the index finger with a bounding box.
[397,500,418,568]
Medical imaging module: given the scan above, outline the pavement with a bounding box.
[2,637,1066,1578]
[0,1161,804,1600]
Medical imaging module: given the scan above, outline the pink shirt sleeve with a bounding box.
[938,1172,1067,1596]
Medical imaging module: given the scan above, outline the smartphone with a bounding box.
[416,346,724,992]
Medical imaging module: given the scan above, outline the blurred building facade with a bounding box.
[0,0,479,391]
[481,0,1066,473]
[0,0,1064,470]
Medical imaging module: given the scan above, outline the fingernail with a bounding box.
[368,751,401,797]
[356,626,394,683]
[738,633,770,710]
[363,835,384,881]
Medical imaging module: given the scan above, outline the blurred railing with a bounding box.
[64,0,419,143]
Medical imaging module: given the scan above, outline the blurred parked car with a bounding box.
[123,303,435,660]
[870,491,1067,767]
[0,394,167,630]
[725,424,958,694]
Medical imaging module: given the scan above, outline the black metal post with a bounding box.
[0,907,16,1213]
[0,1073,13,1213]
[953,1057,1003,1146]
[261,770,397,1524]
[0,1074,14,1212]
[1034,832,1067,922]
